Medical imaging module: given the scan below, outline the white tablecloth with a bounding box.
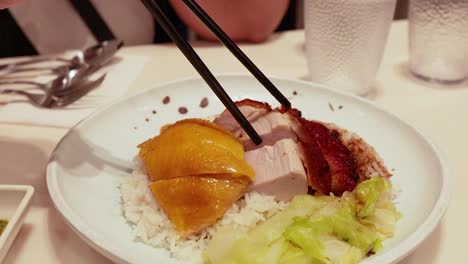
[1,21,467,263]
[0,54,148,127]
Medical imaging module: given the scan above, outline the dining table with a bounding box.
[0,20,466,264]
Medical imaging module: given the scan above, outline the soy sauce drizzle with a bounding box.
[0,219,8,235]
[178,107,188,114]
[200,97,209,108]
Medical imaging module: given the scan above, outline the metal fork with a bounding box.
[0,72,69,93]
[0,74,106,108]
[0,40,123,76]
[49,74,106,108]
[0,64,98,95]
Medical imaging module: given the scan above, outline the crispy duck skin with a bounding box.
[287,110,358,195]
[235,99,273,110]
[299,118,358,194]
[270,104,358,195]
[297,140,332,194]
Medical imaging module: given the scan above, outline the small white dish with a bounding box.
[46,75,450,264]
[0,185,34,262]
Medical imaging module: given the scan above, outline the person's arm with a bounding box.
[169,0,290,42]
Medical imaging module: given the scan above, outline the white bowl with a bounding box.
[46,75,450,264]
[0,185,34,263]
[0,185,34,262]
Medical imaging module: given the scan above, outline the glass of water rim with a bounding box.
[304,0,397,95]
[409,0,468,85]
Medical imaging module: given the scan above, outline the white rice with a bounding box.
[120,165,287,263]
[120,122,393,263]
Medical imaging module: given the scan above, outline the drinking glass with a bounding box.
[304,0,397,95]
[409,0,468,84]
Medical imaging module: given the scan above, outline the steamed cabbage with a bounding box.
[204,177,400,264]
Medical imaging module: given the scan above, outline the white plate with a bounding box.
[0,185,34,262]
[46,75,450,264]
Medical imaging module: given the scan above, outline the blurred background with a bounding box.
[292,0,408,29]
[0,0,409,58]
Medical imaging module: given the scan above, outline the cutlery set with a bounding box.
[0,40,122,108]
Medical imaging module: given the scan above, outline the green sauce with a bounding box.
[0,219,8,235]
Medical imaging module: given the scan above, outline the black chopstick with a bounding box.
[140,0,262,145]
[182,0,291,110]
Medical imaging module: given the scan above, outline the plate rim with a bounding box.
[46,74,451,264]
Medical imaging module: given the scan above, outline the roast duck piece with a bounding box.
[214,99,390,200]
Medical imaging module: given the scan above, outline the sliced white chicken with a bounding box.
[245,138,308,201]
[214,103,269,137]
[241,111,298,151]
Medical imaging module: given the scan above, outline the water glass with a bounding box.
[304,0,397,95]
[409,0,468,84]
